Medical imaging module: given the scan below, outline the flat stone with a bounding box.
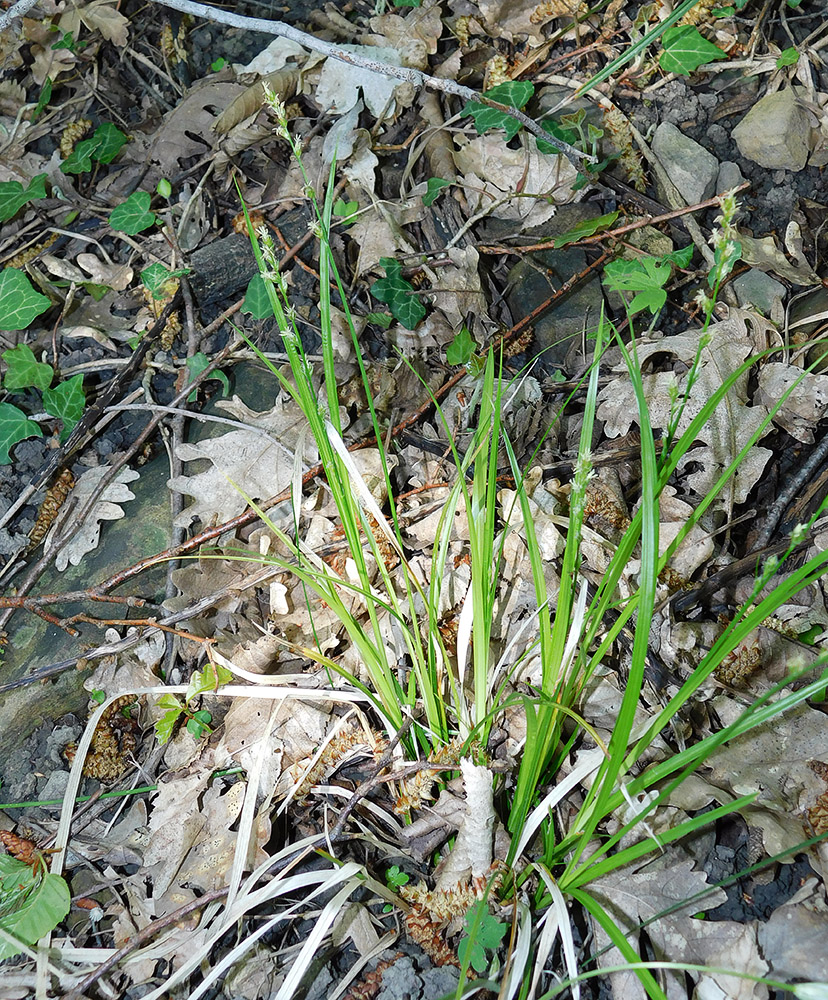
[731,89,810,171]
[651,122,719,206]
[732,268,786,315]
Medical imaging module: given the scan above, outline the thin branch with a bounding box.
[0,0,40,31]
[149,0,591,166]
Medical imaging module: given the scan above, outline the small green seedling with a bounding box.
[332,198,359,226]
[370,257,426,330]
[140,262,190,300]
[153,661,232,744]
[156,177,173,199]
[382,864,410,912]
[184,352,231,402]
[457,900,507,974]
[51,29,86,52]
[210,57,226,72]
[603,245,693,317]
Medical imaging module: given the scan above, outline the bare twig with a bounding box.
[149,0,591,167]
[0,0,40,31]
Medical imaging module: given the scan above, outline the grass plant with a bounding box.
[136,91,828,998]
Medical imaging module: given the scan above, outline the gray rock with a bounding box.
[40,769,70,801]
[731,89,810,171]
[716,160,746,194]
[505,204,604,370]
[732,268,786,315]
[651,122,719,205]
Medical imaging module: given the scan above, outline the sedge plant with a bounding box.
[220,88,828,999]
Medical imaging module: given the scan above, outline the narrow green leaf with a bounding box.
[3,344,53,392]
[0,402,43,464]
[0,268,51,330]
[659,25,727,75]
[33,78,52,120]
[42,373,86,441]
[110,191,156,234]
[553,211,619,247]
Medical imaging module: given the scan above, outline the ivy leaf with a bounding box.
[242,274,275,319]
[536,119,580,155]
[110,191,156,234]
[0,174,47,223]
[659,26,727,75]
[446,325,476,366]
[423,177,451,207]
[3,344,53,392]
[185,352,231,402]
[553,211,619,247]
[92,122,128,164]
[0,403,43,464]
[462,81,534,140]
[603,256,672,315]
[0,857,71,962]
[0,268,51,330]
[141,261,190,300]
[60,136,101,175]
[43,374,86,441]
[61,123,128,174]
[370,257,426,330]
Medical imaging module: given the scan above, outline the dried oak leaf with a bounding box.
[596,327,772,509]
[45,466,140,571]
